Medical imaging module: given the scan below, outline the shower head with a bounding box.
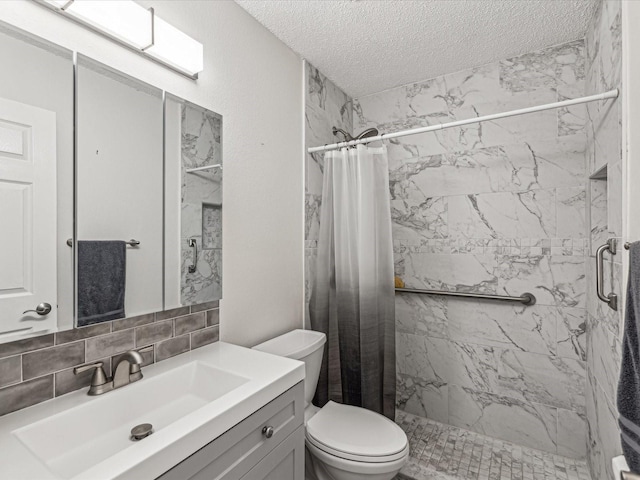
[332,127,353,142]
[355,128,379,140]
[332,126,380,143]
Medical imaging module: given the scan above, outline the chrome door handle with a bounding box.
[262,426,274,438]
[596,238,618,311]
[187,238,197,273]
[23,303,52,316]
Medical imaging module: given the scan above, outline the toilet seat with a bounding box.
[305,401,408,463]
[306,439,409,476]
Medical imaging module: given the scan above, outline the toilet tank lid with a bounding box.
[252,329,326,360]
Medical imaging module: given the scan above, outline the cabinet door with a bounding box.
[158,382,304,480]
[241,426,304,480]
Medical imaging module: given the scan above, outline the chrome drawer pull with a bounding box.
[262,425,274,438]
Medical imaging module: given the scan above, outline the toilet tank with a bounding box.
[253,329,326,408]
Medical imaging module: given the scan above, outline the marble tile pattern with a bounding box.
[304,62,353,319]
[180,103,223,306]
[353,40,590,458]
[0,302,220,417]
[583,1,623,479]
[395,410,592,480]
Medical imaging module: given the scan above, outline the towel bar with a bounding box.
[66,239,141,247]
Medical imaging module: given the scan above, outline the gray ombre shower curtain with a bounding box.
[309,144,396,420]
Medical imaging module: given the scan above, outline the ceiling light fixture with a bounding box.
[38,0,203,78]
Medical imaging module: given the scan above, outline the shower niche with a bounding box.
[589,165,608,255]
[165,94,223,308]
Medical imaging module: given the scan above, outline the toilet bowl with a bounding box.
[253,329,408,480]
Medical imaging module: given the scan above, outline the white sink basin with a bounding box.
[0,342,304,480]
[14,362,248,479]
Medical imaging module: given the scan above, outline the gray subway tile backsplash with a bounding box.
[191,326,220,349]
[156,335,190,362]
[191,300,219,313]
[0,355,21,388]
[135,320,173,347]
[22,341,85,380]
[174,312,205,336]
[55,322,111,345]
[86,329,135,362]
[0,304,220,417]
[0,375,53,416]
[0,334,54,359]
[111,313,155,332]
[206,309,220,327]
[156,306,189,321]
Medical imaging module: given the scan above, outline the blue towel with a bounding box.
[77,241,126,326]
[619,241,640,472]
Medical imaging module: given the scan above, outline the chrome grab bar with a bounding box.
[395,288,536,306]
[187,237,198,273]
[596,238,618,311]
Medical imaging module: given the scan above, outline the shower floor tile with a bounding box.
[394,411,591,480]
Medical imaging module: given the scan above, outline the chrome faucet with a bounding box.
[74,346,152,396]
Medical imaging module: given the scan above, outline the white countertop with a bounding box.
[0,342,304,480]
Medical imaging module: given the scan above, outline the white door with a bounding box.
[0,97,57,339]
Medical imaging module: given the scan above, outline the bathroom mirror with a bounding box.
[0,22,223,341]
[0,23,74,343]
[164,94,223,309]
[75,55,164,326]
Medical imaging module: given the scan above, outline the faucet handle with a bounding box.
[130,345,153,377]
[74,362,109,395]
[74,361,104,375]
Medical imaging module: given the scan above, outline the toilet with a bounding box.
[253,329,409,480]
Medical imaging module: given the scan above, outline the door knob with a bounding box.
[23,303,52,316]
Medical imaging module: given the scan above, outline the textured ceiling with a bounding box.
[235,0,598,98]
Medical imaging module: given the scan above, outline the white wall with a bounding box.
[0,0,304,346]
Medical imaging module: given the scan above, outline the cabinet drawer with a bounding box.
[158,381,304,480]
[240,426,305,480]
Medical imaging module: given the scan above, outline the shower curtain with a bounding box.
[309,144,396,420]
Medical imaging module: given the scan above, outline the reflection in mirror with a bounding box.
[0,23,73,344]
[164,94,222,309]
[76,55,163,326]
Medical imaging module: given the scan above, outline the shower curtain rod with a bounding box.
[185,164,222,173]
[307,89,619,153]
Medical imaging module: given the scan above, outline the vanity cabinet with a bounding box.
[158,382,305,480]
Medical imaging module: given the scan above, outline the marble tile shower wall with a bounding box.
[584,1,623,479]
[0,303,220,417]
[304,62,353,321]
[353,41,589,458]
